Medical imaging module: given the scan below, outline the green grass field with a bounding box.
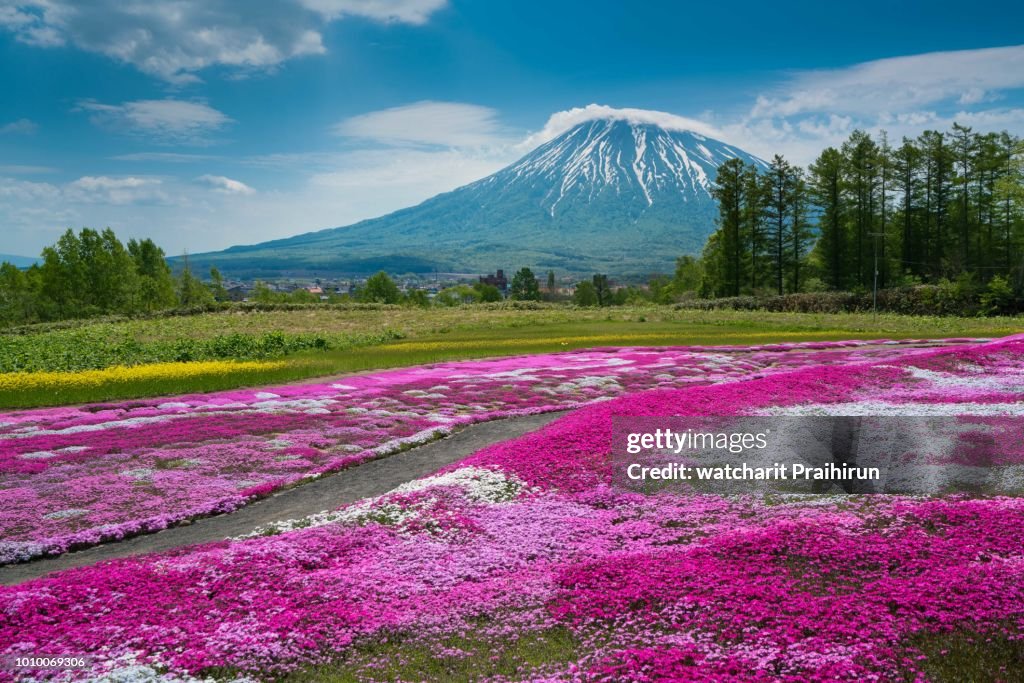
[1,304,1021,408]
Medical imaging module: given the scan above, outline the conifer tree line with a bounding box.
[701,124,1024,298]
[0,228,219,325]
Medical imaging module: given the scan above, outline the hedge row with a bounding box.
[675,284,1021,317]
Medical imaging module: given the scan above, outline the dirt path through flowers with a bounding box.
[0,411,566,586]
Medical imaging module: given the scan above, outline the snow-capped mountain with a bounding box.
[184,117,766,277]
[475,118,764,217]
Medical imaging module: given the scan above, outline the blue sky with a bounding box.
[2,0,1024,257]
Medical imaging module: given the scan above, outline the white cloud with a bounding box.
[0,176,60,202]
[0,164,54,174]
[522,104,723,150]
[66,176,170,205]
[76,99,232,144]
[113,152,220,163]
[334,101,514,147]
[750,44,1024,118]
[712,44,1024,165]
[0,0,447,83]
[299,0,447,24]
[197,174,255,195]
[0,118,37,134]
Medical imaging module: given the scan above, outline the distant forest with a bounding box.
[700,124,1024,303]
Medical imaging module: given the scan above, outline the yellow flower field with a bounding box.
[0,360,288,393]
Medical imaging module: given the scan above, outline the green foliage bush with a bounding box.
[675,283,1020,317]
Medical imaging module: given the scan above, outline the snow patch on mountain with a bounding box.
[472,118,766,218]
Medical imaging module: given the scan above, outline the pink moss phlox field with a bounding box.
[0,339,961,564]
[1,336,1023,681]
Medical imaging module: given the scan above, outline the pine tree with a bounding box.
[709,158,747,296]
[893,138,922,281]
[764,155,798,295]
[809,148,847,290]
[509,267,541,301]
[841,131,879,290]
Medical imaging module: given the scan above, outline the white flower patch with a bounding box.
[156,402,191,410]
[250,398,337,412]
[550,375,622,394]
[18,451,61,460]
[196,401,249,411]
[120,468,155,481]
[254,392,280,400]
[44,508,89,520]
[331,384,358,390]
[472,368,544,381]
[367,426,454,457]
[238,467,532,539]
[0,414,182,439]
[0,540,47,565]
[906,365,1024,392]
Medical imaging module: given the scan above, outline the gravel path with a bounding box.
[0,411,566,586]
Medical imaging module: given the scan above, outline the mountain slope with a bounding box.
[0,254,38,268]
[185,118,766,277]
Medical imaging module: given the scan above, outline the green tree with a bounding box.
[0,262,39,325]
[359,271,402,304]
[252,281,278,303]
[841,130,880,290]
[979,275,1015,315]
[177,257,214,307]
[128,238,177,311]
[436,284,479,306]
[709,158,747,296]
[289,288,318,303]
[592,273,610,305]
[789,173,814,293]
[472,282,502,302]
[573,280,598,306]
[208,266,229,302]
[404,288,431,307]
[743,163,769,291]
[509,267,541,301]
[39,228,139,318]
[918,129,953,279]
[671,255,703,295]
[809,147,847,290]
[647,274,673,304]
[764,154,798,295]
[893,138,922,282]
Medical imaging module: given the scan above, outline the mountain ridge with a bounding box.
[0,254,39,268]
[182,118,766,277]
